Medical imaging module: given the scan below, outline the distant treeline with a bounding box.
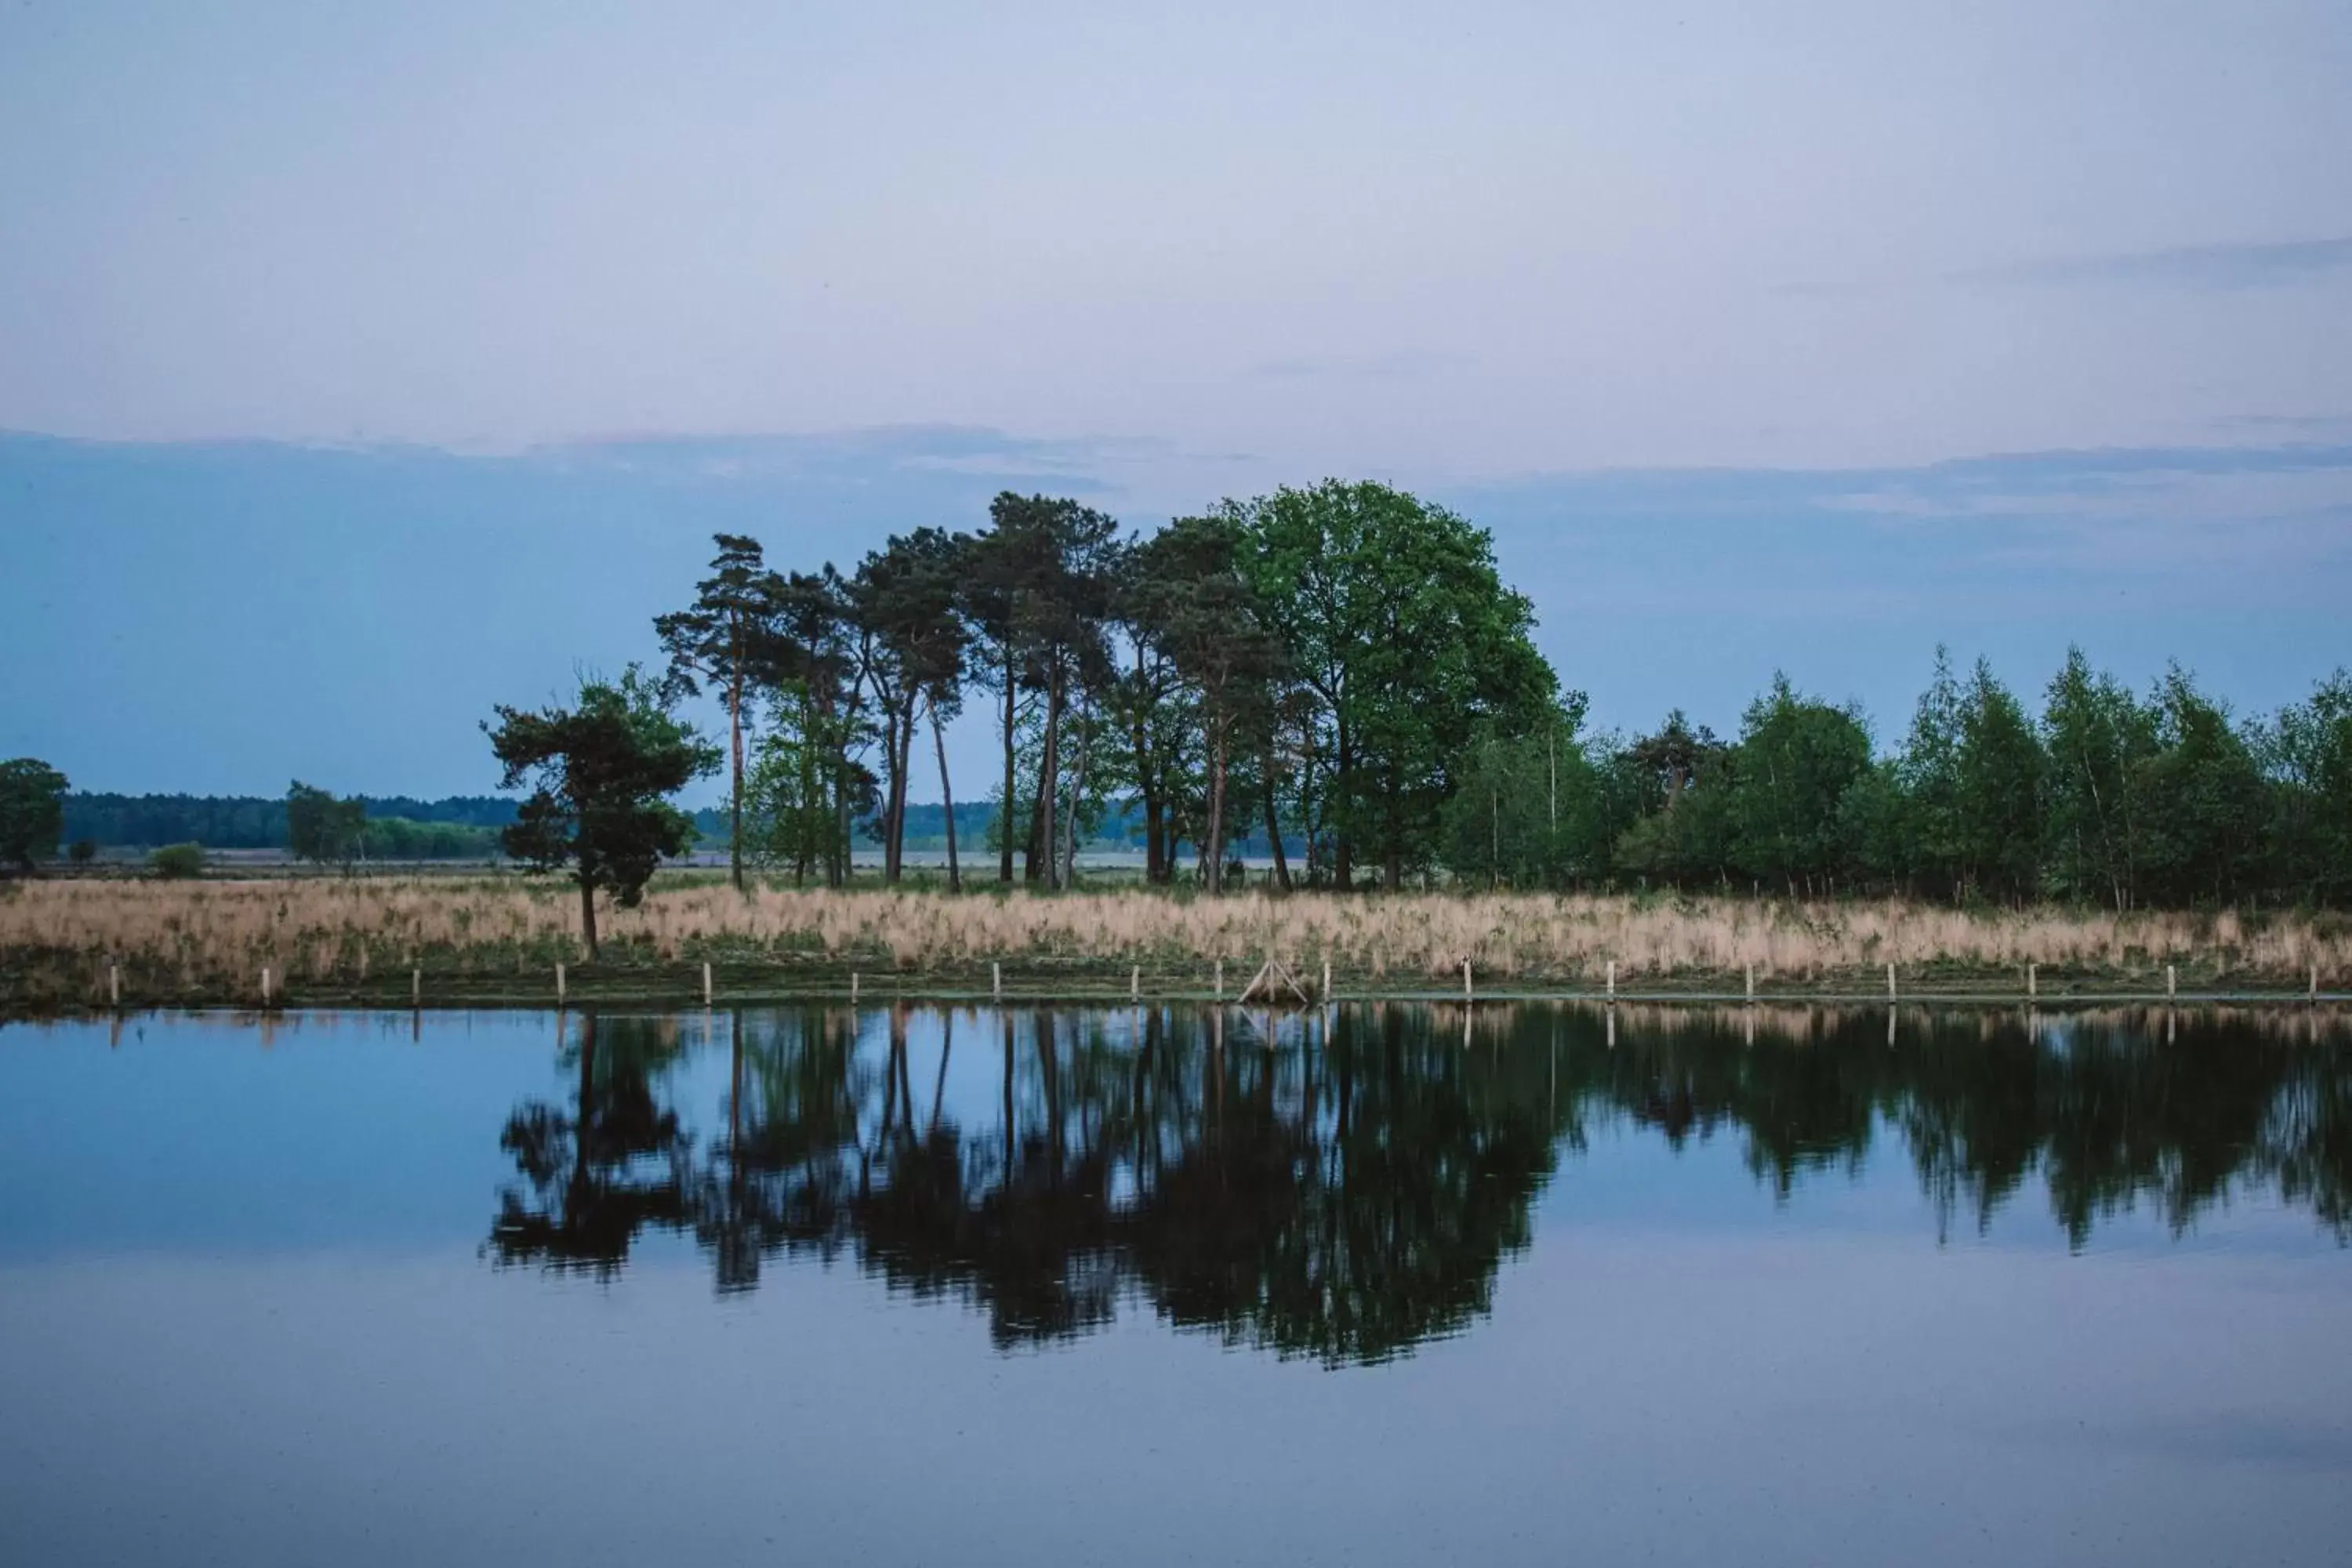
[1449,652,2352,909]
[64,793,518,855]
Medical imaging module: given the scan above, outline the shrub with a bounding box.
[68,838,98,866]
[149,842,206,880]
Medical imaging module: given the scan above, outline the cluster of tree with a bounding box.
[1446,650,2352,909]
[632,495,2349,909]
[650,483,1555,895]
[284,781,505,866]
[488,1003,2352,1357]
[57,791,519,851]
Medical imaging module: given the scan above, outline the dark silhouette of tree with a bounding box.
[1131,515,1285,890]
[488,1012,694,1276]
[848,528,971,884]
[0,757,67,873]
[285,780,365,870]
[484,666,717,956]
[655,534,789,891]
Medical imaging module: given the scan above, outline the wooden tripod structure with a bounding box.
[1236,956,1315,1007]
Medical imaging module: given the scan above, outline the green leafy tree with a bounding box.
[2264,671,2352,904]
[1729,674,1873,897]
[744,680,870,884]
[485,666,720,956]
[1951,660,2044,903]
[148,841,205,879]
[1896,648,1964,892]
[655,535,789,892]
[2040,646,2156,909]
[773,569,869,887]
[1237,481,1554,887]
[285,780,367,869]
[2136,666,2266,906]
[1439,697,1599,887]
[0,757,67,873]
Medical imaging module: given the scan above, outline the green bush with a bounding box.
[149,842,206,880]
[67,838,98,866]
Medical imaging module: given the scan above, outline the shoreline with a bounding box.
[5,877,2347,1016]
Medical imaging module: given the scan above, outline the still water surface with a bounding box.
[2,1003,2348,1566]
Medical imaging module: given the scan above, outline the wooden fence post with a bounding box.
[702,961,713,1006]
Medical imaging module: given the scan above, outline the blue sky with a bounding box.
[2,2,2349,797]
[7,429,2346,798]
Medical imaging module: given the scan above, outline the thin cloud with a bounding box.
[1955,236,2352,291]
[1248,349,1460,380]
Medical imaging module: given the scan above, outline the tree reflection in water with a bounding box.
[488,1003,2352,1363]
[486,1011,695,1276]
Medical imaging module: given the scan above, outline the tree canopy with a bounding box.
[0,758,67,872]
[484,667,719,954]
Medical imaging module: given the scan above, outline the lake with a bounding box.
[2,1002,2348,1566]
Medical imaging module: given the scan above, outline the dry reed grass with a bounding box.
[4,877,2345,1007]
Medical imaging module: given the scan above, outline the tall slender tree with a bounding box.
[1134,515,1284,892]
[655,535,787,892]
[849,528,971,883]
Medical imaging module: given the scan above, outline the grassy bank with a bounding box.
[3,875,2347,1013]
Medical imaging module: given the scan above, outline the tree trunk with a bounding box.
[884,699,913,884]
[1333,720,1354,890]
[1265,766,1291,891]
[1205,713,1229,895]
[1036,664,1064,888]
[999,644,1018,884]
[577,873,599,959]
[1061,707,1088,888]
[1383,766,1402,891]
[932,699,960,892]
[1128,649,1163,884]
[1298,739,1319,887]
[1145,789,1167,884]
[831,736,851,888]
[793,688,815,887]
[729,641,745,892]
